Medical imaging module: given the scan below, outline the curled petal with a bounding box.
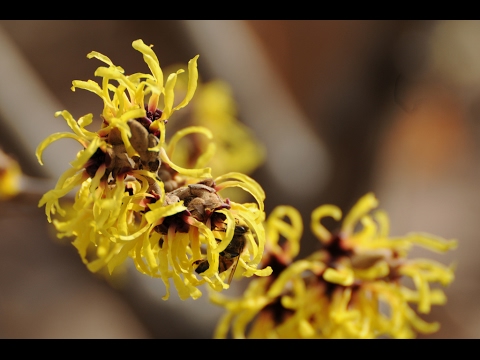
[159,147,212,179]
[342,192,378,235]
[173,55,199,111]
[215,172,265,213]
[132,39,163,92]
[265,205,303,260]
[167,125,213,159]
[311,204,342,243]
[323,266,355,286]
[36,132,87,165]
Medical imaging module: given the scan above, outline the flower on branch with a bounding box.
[212,193,457,338]
[36,39,271,300]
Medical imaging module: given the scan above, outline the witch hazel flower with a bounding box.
[36,39,271,300]
[212,193,457,338]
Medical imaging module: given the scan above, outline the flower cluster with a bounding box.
[36,40,271,300]
[211,193,457,338]
[34,37,459,338]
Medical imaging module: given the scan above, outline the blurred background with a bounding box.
[0,20,479,338]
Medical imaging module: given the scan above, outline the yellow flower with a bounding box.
[36,39,271,300]
[212,193,457,338]
[0,149,22,200]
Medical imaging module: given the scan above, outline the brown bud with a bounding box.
[128,120,160,172]
[108,128,123,145]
